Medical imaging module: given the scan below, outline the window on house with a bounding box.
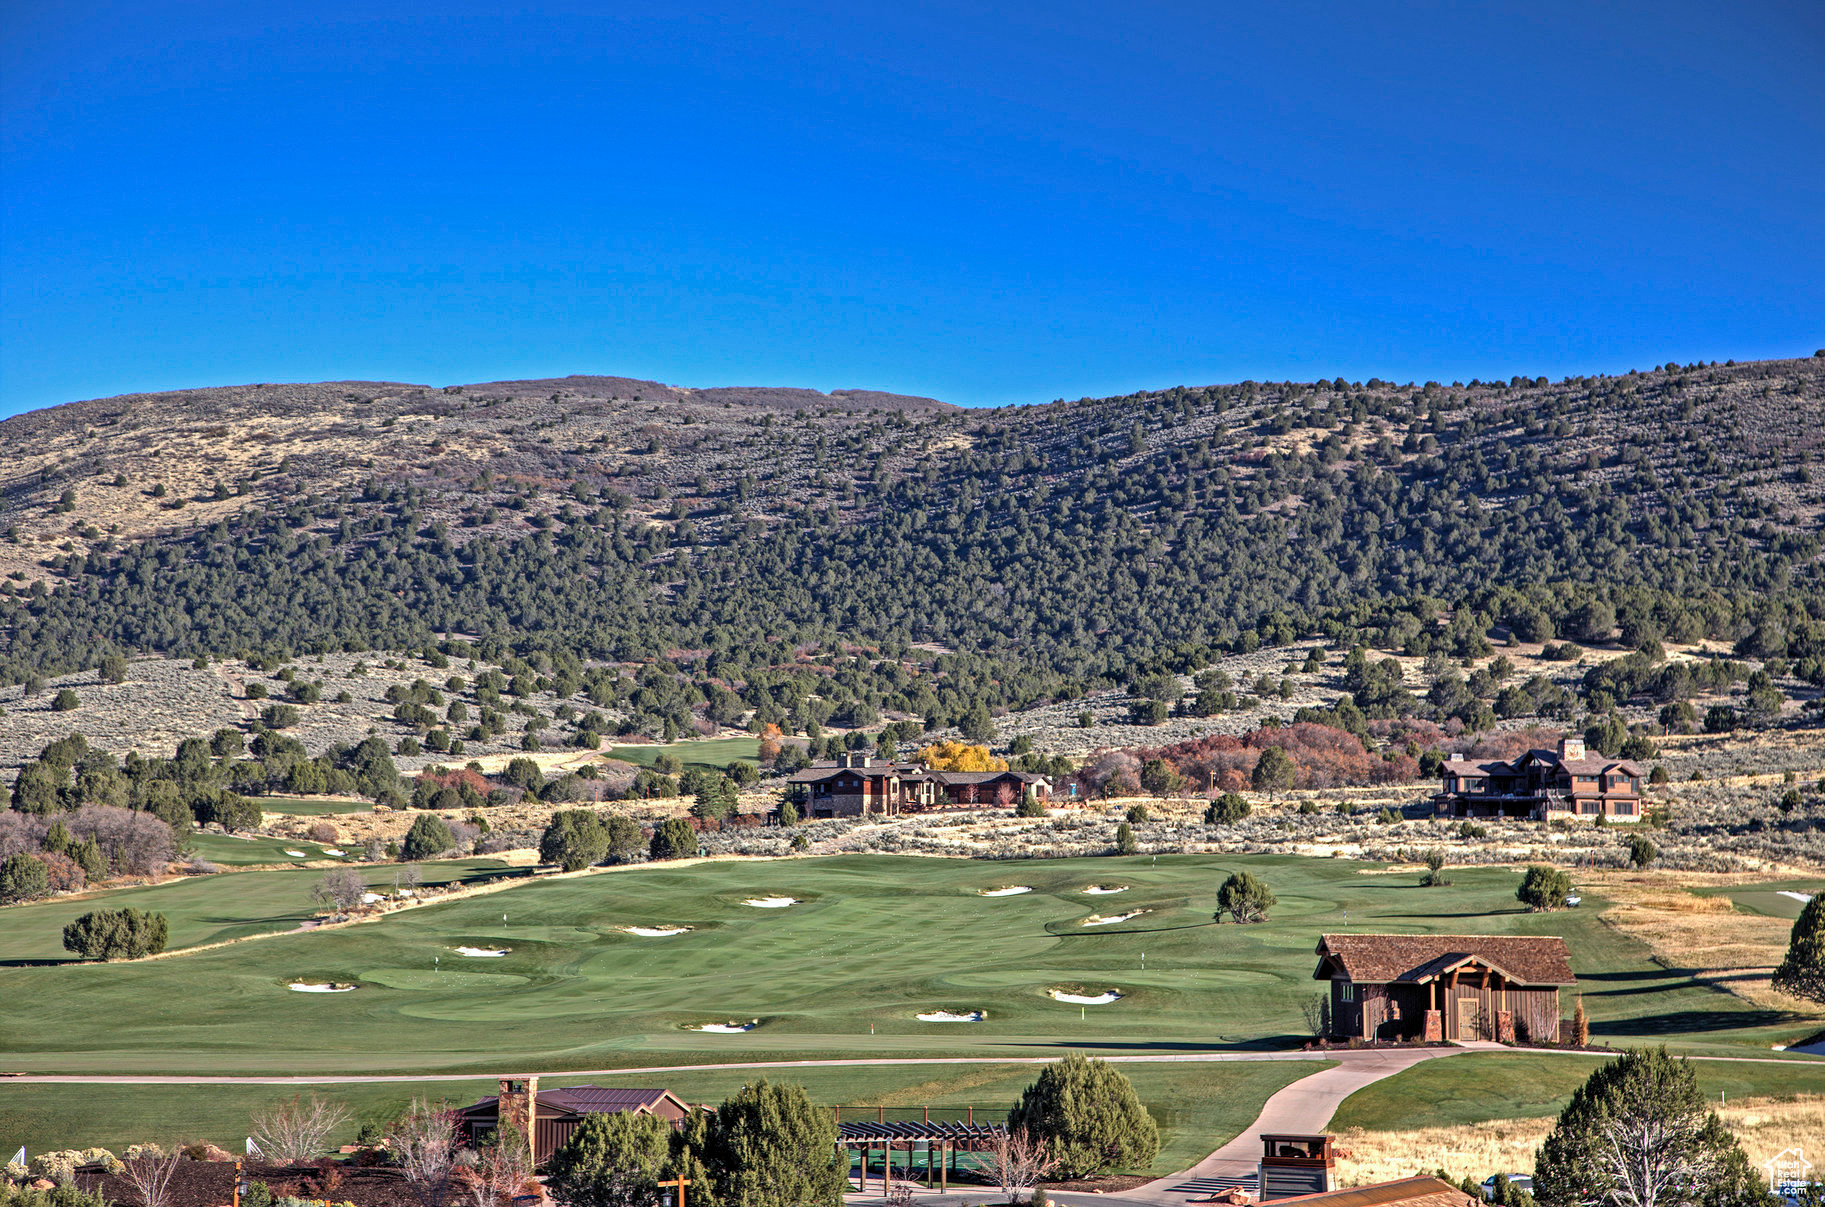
[1581,800,1599,814]
[1337,981,1354,1002]
[1614,801,1634,815]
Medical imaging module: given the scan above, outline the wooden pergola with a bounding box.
[837,1119,1006,1193]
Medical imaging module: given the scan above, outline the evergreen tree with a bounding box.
[1535,1047,1772,1207]
[649,817,696,861]
[1217,870,1276,923]
[546,1111,673,1207]
[1517,865,1573,911]
[704,1079,845,1207]
[401,813,456,861]
[1204,793,1250,824]
[1773,896,1825,1003]
[0,853,50,903]
[1114,821,1137,855]
[62,907,169,960]
[1250,746,1296,795]
[1007,1054,1159,1179]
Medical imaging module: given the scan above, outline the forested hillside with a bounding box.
[2,355,1824,733]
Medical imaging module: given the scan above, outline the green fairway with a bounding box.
[0,1060,1322,1172]
[254,796,377,817]
[1332,1052,1825,1131]
[1691,880,1819,921]
[187,832,347,867]
[0,859,522,963]
[2,854,1816,1076]
[606,737,760,772]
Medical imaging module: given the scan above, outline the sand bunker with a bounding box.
[980,886,1032,897]
[743,897,798,908]
[1082,909,1147,926]
[284,849,308,858]
[621,926,692,937]
[1083,885,1128,895]
[321,848,345,857]
[694,1019,761,1033]
[917,1010,985,1022]
[361,892,384,905]
[1051,989,1124,1005]
[1780,890,1815,903]
[289,982,356,993]
[454,947,510,957]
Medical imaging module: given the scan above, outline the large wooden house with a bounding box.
[1435,736,1643,822]
[1313,933,1575,1044]
[787,754,1050,819]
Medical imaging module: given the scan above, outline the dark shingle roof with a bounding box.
[1314,933,1575,986]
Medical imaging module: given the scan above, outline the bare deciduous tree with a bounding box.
[1299,992,1329,1039]
[311,868,366,911]
[466,1122,534,1207]
[989,1127,1057,1206]
[120,1146,182,1207]
[251,1093,351,1163]
[391,1098,464,1207]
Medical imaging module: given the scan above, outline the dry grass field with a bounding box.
[1338,1095,1825,1186]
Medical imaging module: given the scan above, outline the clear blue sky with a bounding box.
[3,0,1822,414]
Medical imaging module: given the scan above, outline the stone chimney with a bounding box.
[496,1076,538,1165]
[1558,736,1586,761]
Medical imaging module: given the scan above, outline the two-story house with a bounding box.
[1436,736,1643,822]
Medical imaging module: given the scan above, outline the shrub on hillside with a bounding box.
[649,817,696,861]
[401,814,456,861]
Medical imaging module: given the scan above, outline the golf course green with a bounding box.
[1,853,1814,1080]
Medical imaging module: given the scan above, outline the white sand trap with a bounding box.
[743,897,798,908]
[917,1010,986,1022]
[1051,989,1124,1005]
[361,892,384,905]
[622,926,692,937]
[1082,909,1147,926]
[284,849,308,858]
[694,1020,761,1033]
[289,982,355,993]
[1083,885,1128,895]
[321,848,345,857]
[1779,891,1815,903]
[454,947,510,958]
[980,886,1032,897]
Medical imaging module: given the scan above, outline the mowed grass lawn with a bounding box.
[606,737,760,773]
[2,854,1817,1077]
[253,796,380,817]
[1691,879,1821,921]
[186,832,358,867]
[1332,1052,1825,1131]
[0,1061,1324,1173]
[0,859,521,963]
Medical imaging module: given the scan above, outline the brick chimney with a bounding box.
[497,1076,538,1165]
[1558,736,1585,761]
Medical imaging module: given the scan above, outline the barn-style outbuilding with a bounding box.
[1313,933,1575,1044]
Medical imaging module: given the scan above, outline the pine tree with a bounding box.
[1535,1047,1768,1207]
[1007,1055,1159,1179]
[705,1080,845,1207]
[1773,896,1825,1003]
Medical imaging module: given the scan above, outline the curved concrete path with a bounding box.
[1074,1046,1464,1207]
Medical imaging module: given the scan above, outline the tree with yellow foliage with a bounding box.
[915,741,1008,772]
